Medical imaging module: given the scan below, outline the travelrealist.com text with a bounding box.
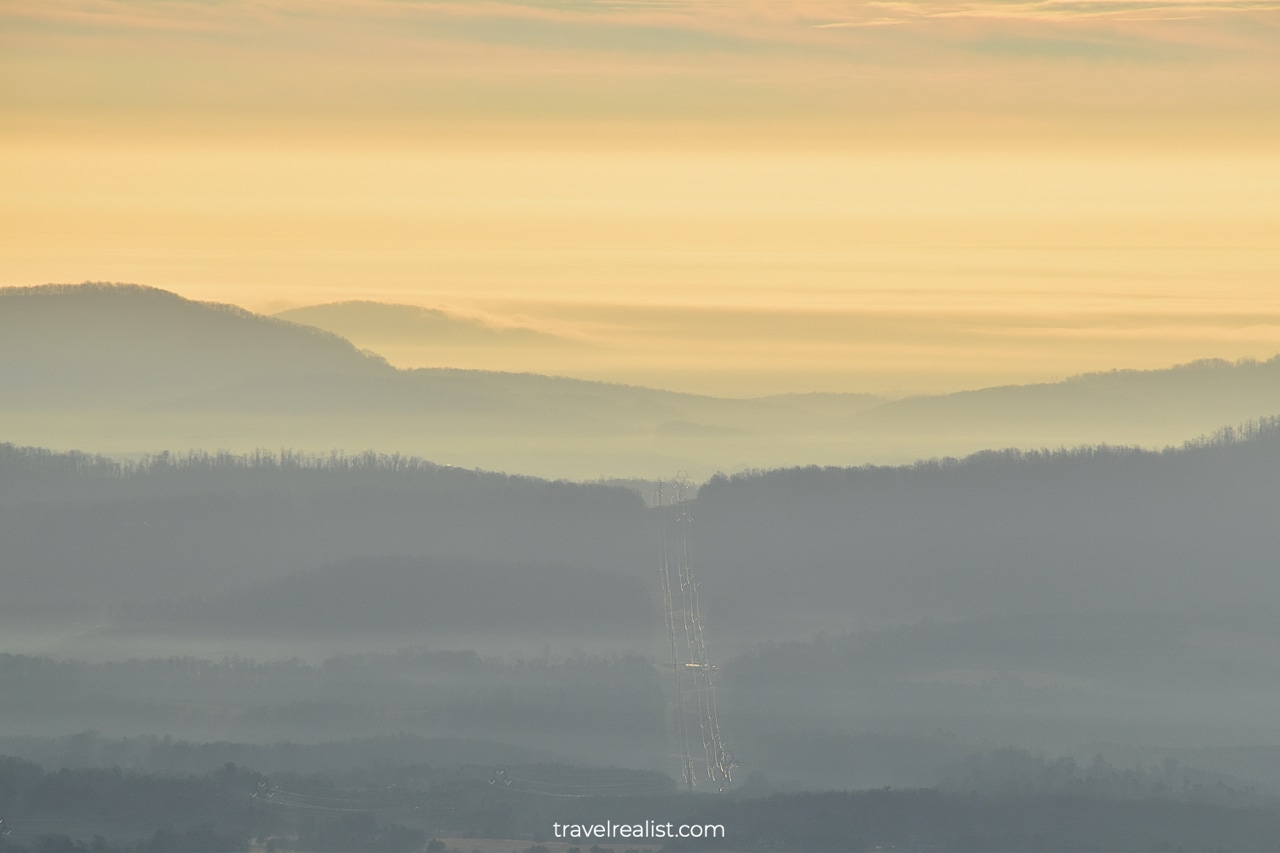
[552,821,726,840]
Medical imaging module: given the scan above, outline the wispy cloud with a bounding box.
[10,0,1277,41]
[4,0,241,33]
[837,0,1280,22]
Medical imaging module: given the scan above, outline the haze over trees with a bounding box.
[5,419,1279,638]
[5,282,1280,849]
[5,424,1280,787]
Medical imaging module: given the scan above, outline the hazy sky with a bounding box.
[3,0,1279,394]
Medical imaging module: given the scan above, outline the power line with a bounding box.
[657,477,735,792]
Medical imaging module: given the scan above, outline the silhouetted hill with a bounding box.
[693,419,1280,631]
[0,283,391,407]
[5,283,1280,477]
[7,420,1280,648]
[0,446,650,619]
[0,284,804,475]
[274,301,569,347]
[0,283,716,419]
[857,357,1280,439]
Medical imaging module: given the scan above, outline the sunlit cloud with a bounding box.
[8,0,1278,46]
[3,0,1278,395]
[837,0,1280,22]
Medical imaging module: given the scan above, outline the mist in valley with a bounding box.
[3,284,1280,850]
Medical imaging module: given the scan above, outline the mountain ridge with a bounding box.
[4,282,1279,478]
[274,300,572,348]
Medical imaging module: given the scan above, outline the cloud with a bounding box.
[10,0,1276,47]
[3,0,242,33]
[963,33,1198,58]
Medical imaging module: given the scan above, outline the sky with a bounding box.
[3,0,1279,395]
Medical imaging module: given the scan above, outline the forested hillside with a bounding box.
[6,420,1280,641]
[0,446,648,621]
[693,419,1280,629]
[7,420,1280,796]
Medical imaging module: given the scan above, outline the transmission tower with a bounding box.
[657,477,734,791]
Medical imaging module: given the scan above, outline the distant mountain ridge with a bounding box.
[0,283,391,407]
[865,356,1280,432]
[4,282,1280,477]
[0,282,737,412]
[274,300,570,347]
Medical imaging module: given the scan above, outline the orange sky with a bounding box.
[3,0,1279,394]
